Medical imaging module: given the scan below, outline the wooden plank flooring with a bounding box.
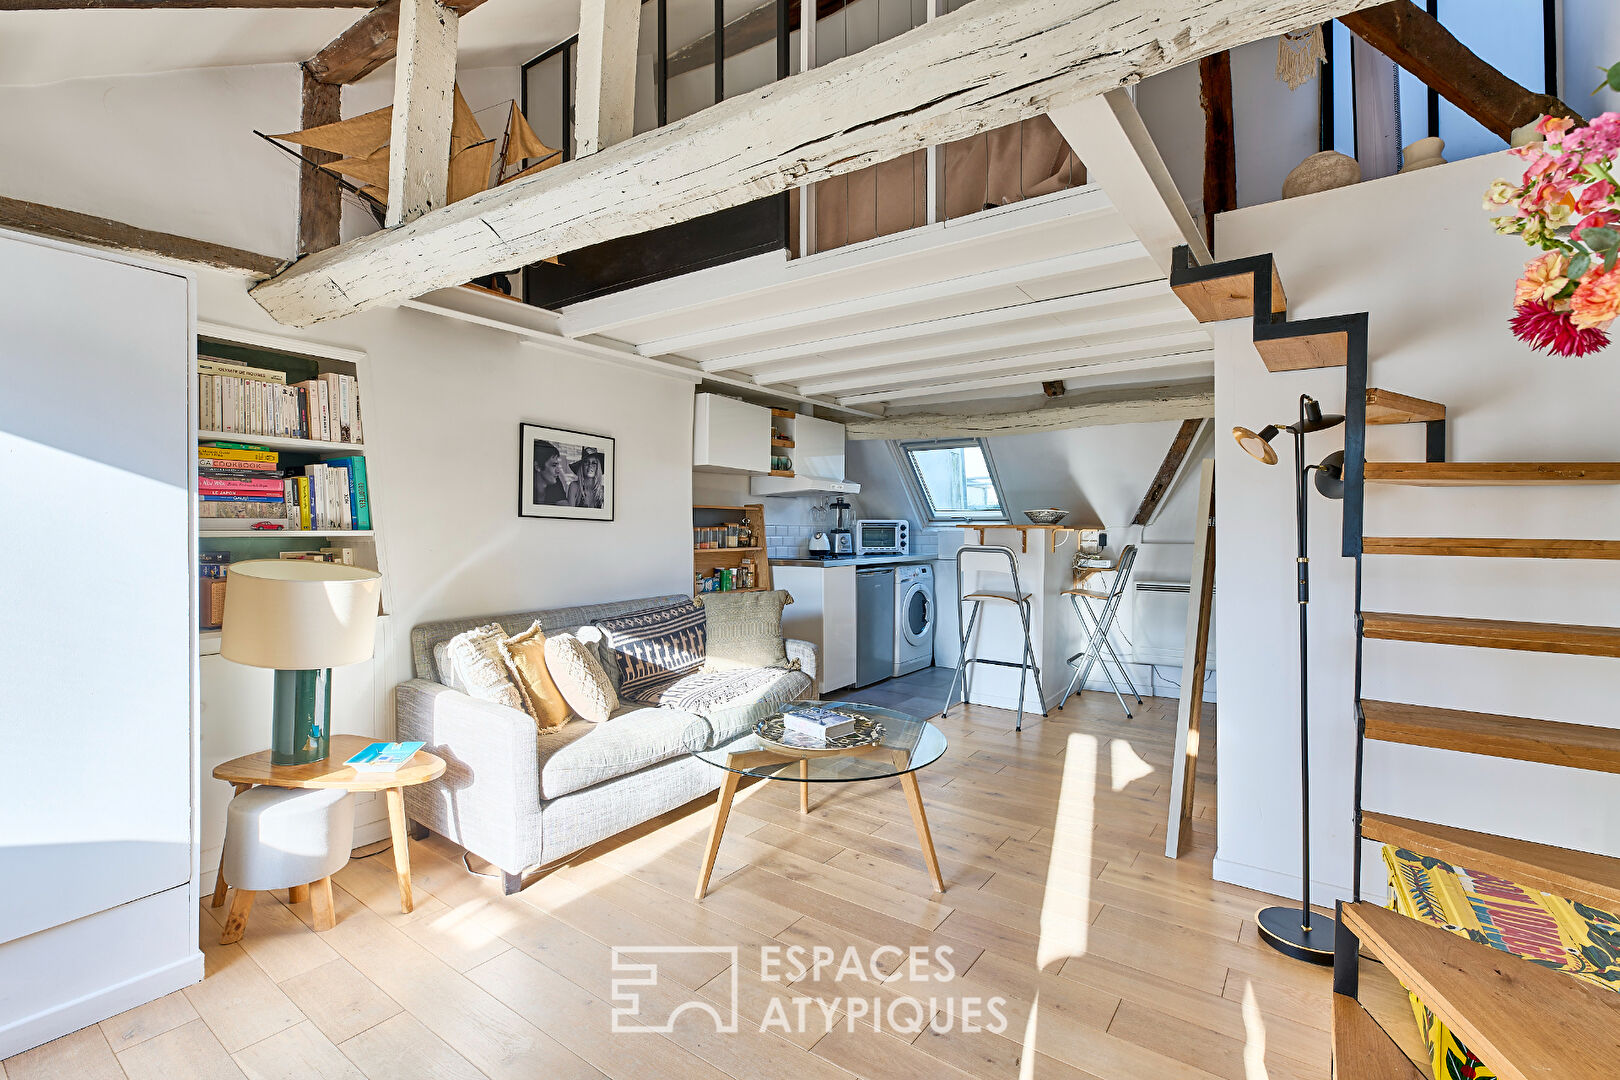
[5,670,1334,1079]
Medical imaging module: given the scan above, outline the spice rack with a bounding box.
[693,503,773,594]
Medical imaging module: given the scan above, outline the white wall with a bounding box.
[1213,151,1620,906]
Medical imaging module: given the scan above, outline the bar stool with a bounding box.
[941,545,1047,731]
[1058,543,1143,717]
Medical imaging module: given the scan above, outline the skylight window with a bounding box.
[898,438,1009,523]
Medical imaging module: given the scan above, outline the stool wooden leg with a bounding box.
[212,782,252,908]
[221,890,255,944]
[288,884,309,904]
[310,877,336,932]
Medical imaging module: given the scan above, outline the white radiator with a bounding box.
[1126,579,1215,668]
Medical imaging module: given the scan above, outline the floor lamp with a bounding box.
[1233,393,1345,965]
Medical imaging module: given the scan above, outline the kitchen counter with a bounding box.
[769,554,936,568]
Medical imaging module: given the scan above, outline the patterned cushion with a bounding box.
[697,589,793,672]
[626,666,813,738]
[595,600,706,698]
[544,633,619,723]
[443,624,523,711]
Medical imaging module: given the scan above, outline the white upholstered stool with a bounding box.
[220,785,355,944]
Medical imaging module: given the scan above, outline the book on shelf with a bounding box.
[344,741,424,772]
[198,444,277,463]
[198,364,362,444]
[326,455,371,529]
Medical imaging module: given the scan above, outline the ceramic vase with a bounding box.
[1281,151,1361,199]
[1399,136,1446,174]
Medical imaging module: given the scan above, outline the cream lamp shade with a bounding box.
[221,560,383,670]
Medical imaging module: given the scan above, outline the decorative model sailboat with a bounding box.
[269,84,562,214]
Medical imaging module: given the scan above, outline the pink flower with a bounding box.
[1576,180,1616,214]
[1515,253,1570,305]
[1511,300,1611,356]
[1538,115,1577,142]
[1570,265,1620,331]
[1574,210,1620,241]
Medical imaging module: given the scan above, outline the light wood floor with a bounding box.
[3,676,1336,1080]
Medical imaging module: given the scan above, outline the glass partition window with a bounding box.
[900,438,1008,522]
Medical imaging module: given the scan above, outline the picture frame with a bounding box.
[519,422,615,521]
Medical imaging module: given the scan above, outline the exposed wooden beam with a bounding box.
[1048,90,1212,274]
[2,0,371,6]
[1339,0,1582,140]
[305,0,485,87]
[835,343,1212,405]
[0,195,282,276]
[1197,51,1235,250]
[252,0,1388,326]
[575,0,642,156]
[386,0,458,226]
[843,382,1214,440]
[298,69,343,254]
[1132,417,1203,526]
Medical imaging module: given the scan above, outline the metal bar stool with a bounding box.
[941,545,1047,731]
[1058,543,1144,717]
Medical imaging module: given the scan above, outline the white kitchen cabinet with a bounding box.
[774,563,858,692]
[694,392,770,473]
[793,414,847,480]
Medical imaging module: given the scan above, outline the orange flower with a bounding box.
[1570,264,1620,330]
[1514,252,1569,305]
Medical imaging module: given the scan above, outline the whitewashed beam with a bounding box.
[757,302,1195,387]
[252,0,1387,326]
[575,0,642,156]
[1047,90,1210,273]
[818,330,1211,397]
[701,279,1171,373]
[843,382,1214,440]
[638,242,1151,357]
[386,0,459,226]
[837,347,1213,405]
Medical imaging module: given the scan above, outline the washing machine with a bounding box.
[893,563,934,677]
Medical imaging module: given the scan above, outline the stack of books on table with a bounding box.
[197,356,363,443]
[781,706,859,744]
[198,441,371,532]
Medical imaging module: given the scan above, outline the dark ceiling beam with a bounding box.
[305,0,486,86]
[1132,418,1203,526]
[297,69,343,254]
[0,195,283,276]
[1197,51,1234,250]
[1338,0,1581,140]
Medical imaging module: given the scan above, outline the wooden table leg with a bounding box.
[900,771,946,893]
[221,889,255,944]
[288,884,309,904]
[384,787,414,914]
[211,782,252,908]
[799,758,810,814]
[695,769,742,900]
[310,876,336,931]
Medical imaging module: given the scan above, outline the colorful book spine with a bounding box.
[326,456,371,529]
[199,357,288,384]
[200,493,286,503]
[198,445,277,463]
[199,479,285,495]
[296,476,312,530]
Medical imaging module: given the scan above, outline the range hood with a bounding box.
[749,474,861,496]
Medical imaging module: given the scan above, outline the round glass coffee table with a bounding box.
[690,700,947,899]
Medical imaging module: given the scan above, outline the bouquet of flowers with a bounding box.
[1486,73,1620,357]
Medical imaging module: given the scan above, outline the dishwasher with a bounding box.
[854,566,896,688]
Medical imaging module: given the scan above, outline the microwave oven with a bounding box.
[855,519,909,556]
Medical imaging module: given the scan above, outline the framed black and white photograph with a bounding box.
[519,422,615,521]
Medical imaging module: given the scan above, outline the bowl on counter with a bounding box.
[1023,508,1068,525]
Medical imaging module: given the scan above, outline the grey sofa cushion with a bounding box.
[535,706,711,800]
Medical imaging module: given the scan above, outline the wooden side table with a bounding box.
[211,734,445,920]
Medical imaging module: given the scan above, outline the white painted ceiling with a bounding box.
[0,0,577,88]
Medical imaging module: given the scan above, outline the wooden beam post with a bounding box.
[305,0,487,87]
[1197,51,1235,251]
[842,382,1214,440]
[1165,459,1214,859]
[0,195,282,275]
[252,0,1390,326]
[386,0,458,226]
[1132,417,1203,526]
[575,0,643,157]
[298,69,343,254]
[1339,0,1581,140]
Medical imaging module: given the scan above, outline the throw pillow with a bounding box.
[544,632,619,723]
[698,589,794,672]
[432,641,468,693]
[594,600,707,698]
[443,623,524,711]
[498,622,571,730]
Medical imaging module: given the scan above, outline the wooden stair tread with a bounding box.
[1333,993,1428,1080]
[1364,537,1620,559]
[1170,262,1288,323]
[1361,612,1620,657]
[1361,700,1620,773]
[1362,812,1620,913]
[1255,328,1347,372]
[1340,902,1620,1080]
[1365,388,1446,425]
[1365,461,1620,485]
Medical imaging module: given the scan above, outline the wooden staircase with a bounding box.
[1169,244,1620,1080]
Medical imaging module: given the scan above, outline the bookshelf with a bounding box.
[693,503,772,594]
[196,324,390,642]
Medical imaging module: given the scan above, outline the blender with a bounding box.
[828,496,855,556]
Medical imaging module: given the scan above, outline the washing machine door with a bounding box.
[900,579,932,647]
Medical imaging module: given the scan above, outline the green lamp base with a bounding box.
[271,668,332,765]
